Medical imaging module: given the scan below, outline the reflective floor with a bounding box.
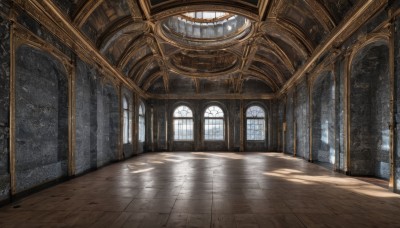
[1,152,400,227]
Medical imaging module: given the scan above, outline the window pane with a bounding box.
[123,96,128,109]
[204,119,224,140]
[246,119,265,140]
[128,114,132,143]
[204,106,224,118]
[173,105,193,117]
[174,119,194,140]
[246,106,265,118]
[123,110,129,143]
[139,116,145,142]
[139,103,145,115]
[139,102,145,142]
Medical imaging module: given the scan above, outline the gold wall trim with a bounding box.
[388,14,396,192]
[10,20,76,190]
[67,62,76,176]
[343,53,351,174]
[307,75,313,162]
[9,17,16,195]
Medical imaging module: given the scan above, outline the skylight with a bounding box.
[183,11,229,21]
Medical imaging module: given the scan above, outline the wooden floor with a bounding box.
[1,152,400,227]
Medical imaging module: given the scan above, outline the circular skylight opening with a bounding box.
[182,11,231,21]
[157,11,253,48]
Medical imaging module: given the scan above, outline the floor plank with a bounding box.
[1,152,400,227]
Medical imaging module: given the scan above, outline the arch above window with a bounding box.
[139,103,145,115]
[123,96,128,109]
[204,105,224,118]
[173,105,193,118]
[246,106,265,118]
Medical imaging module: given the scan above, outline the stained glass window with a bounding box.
[246,106,266,141]
[173,106,194,141]
[204,106,224,140]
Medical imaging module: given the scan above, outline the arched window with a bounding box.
[173,105,194,141]
[123,96,132,144]
[204,105,224,141]
[246,105,266,141]
[138,102,145,142]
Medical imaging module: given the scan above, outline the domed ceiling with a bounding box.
[47,0,361,98]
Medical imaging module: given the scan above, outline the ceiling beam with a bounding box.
[276,18,314,54]
[117,34,148,68]
[245,68,279,91]
[127,54,157,80]
[259,36,295,73]
[303,0,336,31]
[143,71,163,91]
[73,0,104,27]
[132,59,159,84]
[252,56,286,85]
[262,22,310,58]
[127,0,144,20]
[265,0,284,19]
[96,16,144,49]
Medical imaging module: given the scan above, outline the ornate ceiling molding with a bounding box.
[278,0,388,96]
[127,54,158,79]
[148,93,276,100]
[143,71,163,91]
[259,36,295,73]
[303,0,336,31]
[17,0,147,97]
[139,0,263,21]
[96,16,144,49]
[117,34,149,68]
[275,18,315,54]
[252,56,285,85]
[134,60,159,84]
[261,21,310,58]
[245,68,279,92]
[73,0,104,27]
[13,0,383,100]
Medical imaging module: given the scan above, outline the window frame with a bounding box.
[245,105,266,141]
[122,96,132,144]
[173,105,194,141]
[203,105,225,141]
[138,101,145,143]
